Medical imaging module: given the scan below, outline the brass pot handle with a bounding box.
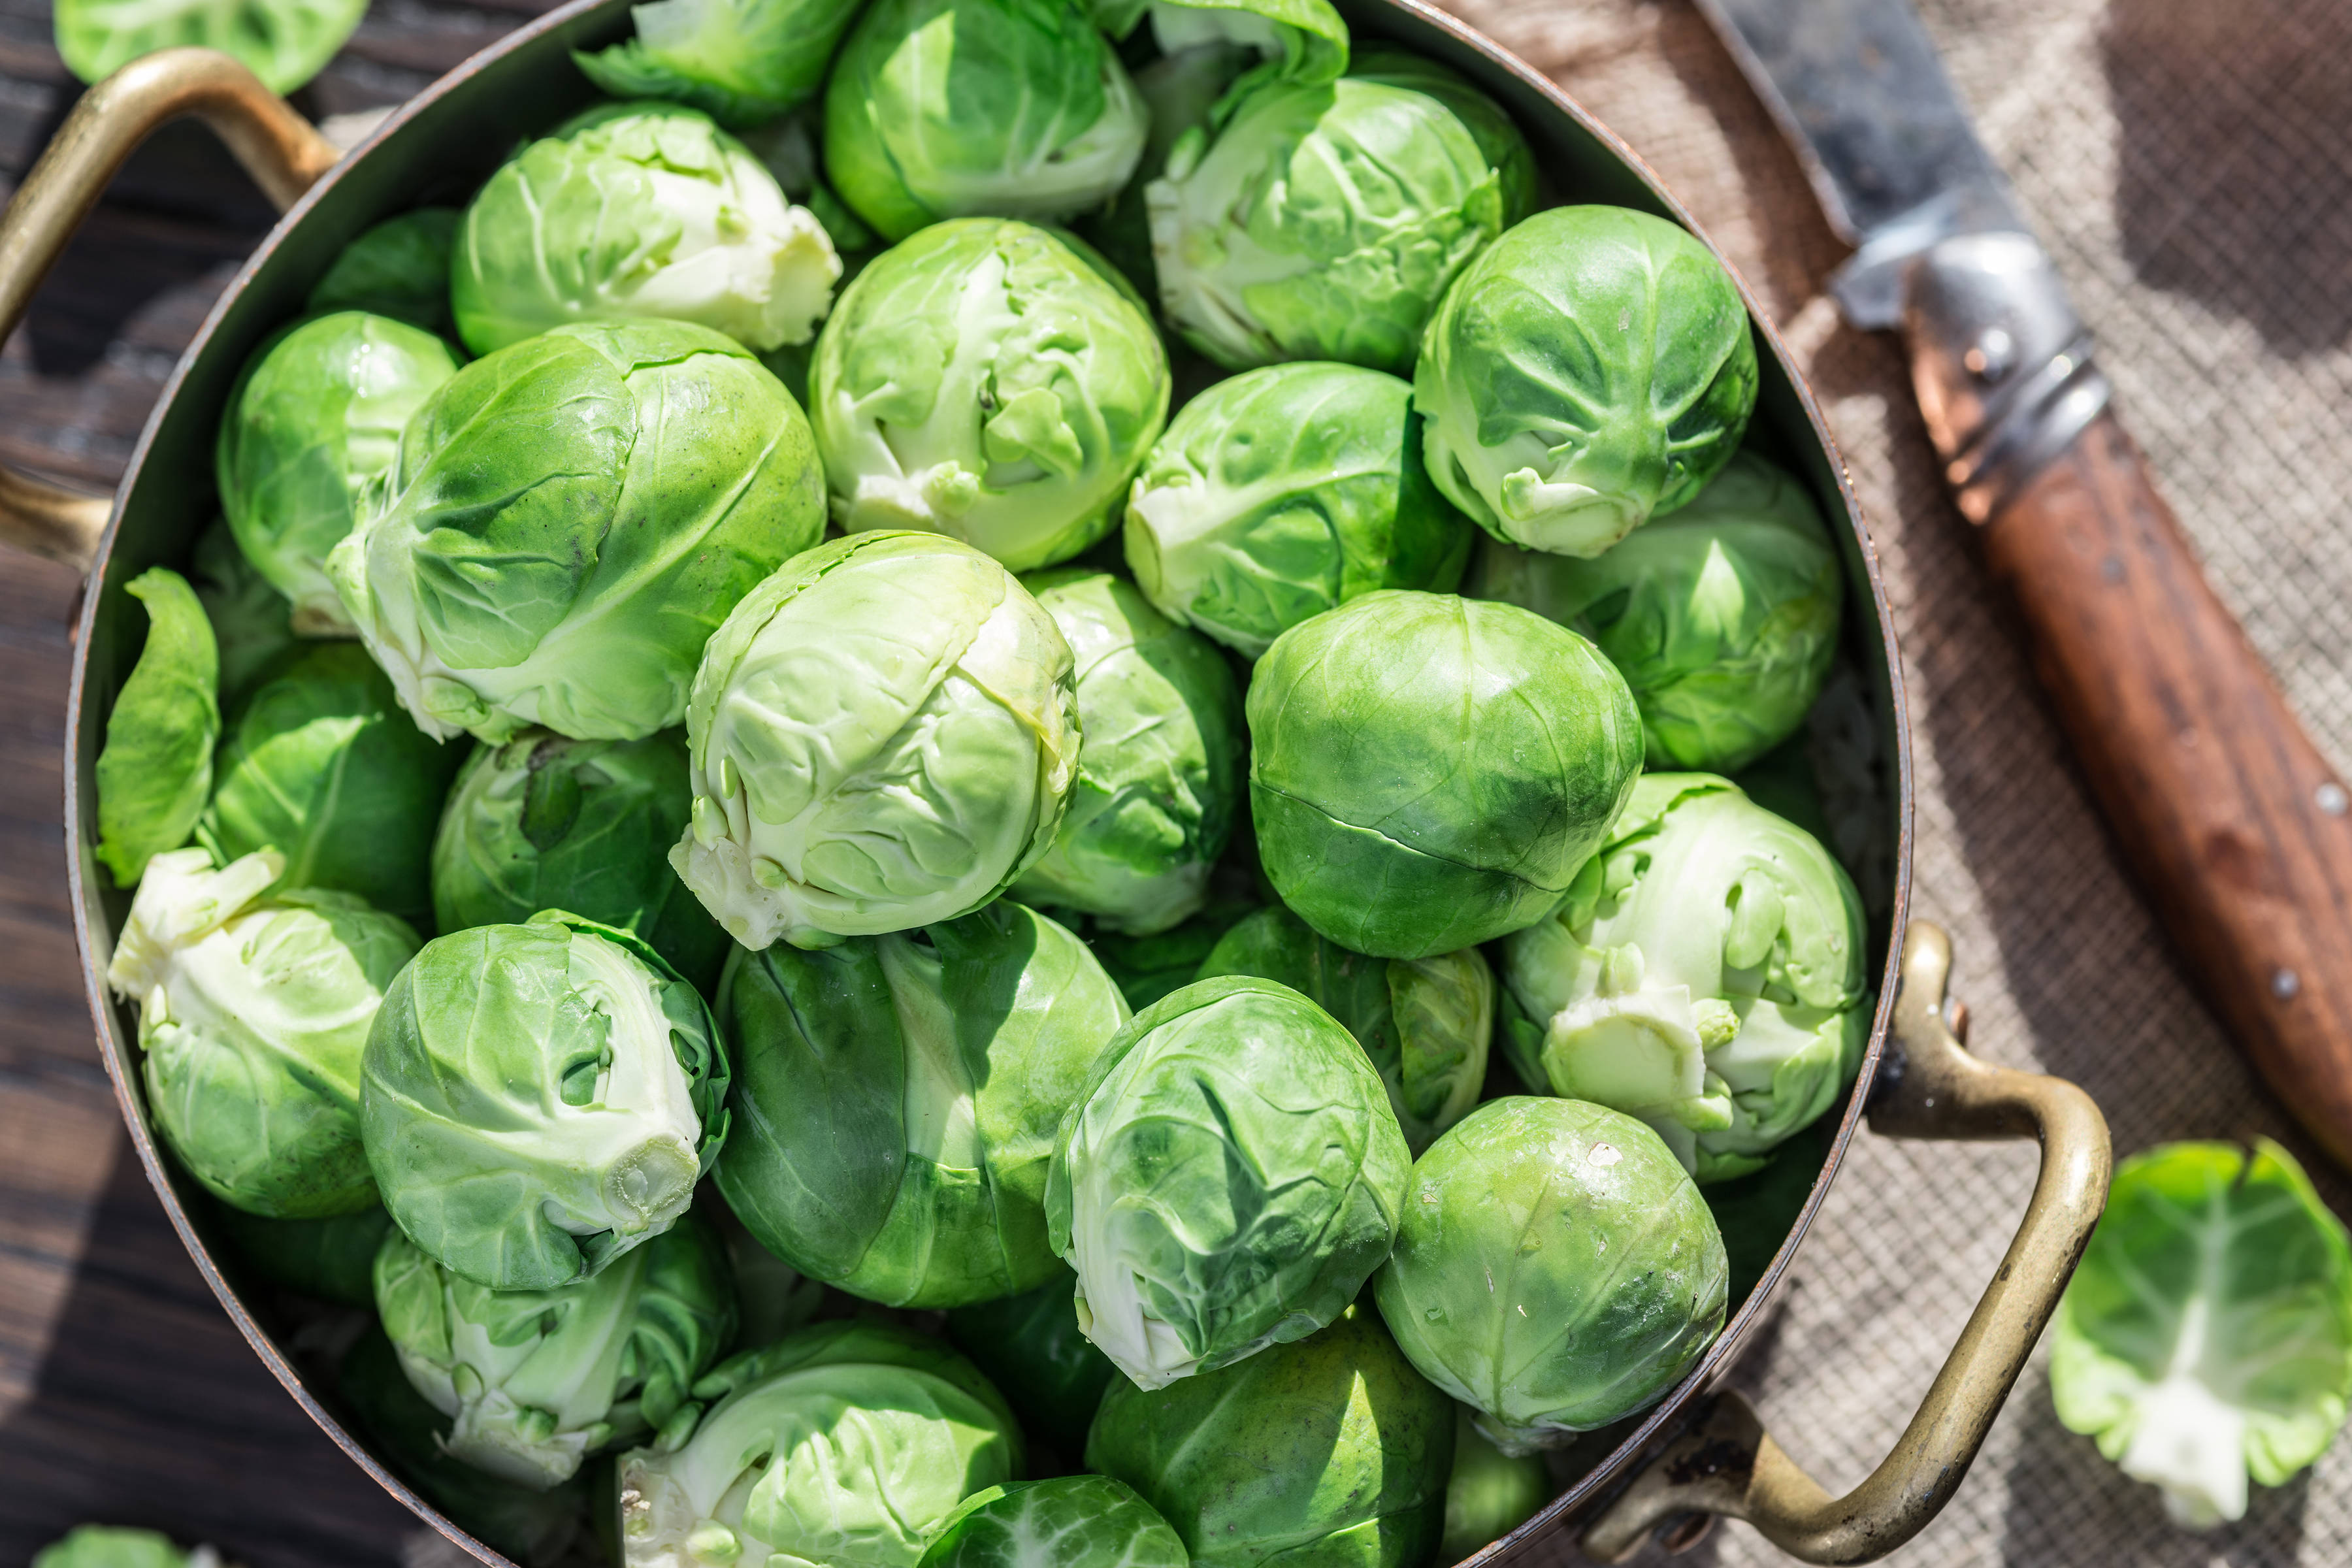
[0,48,341,570]
[1580,920,2113,1564]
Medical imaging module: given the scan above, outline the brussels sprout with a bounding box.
[1497,774,1869,1181]
[451,104,840,356]
[1415,205,1757,559]
[31,1527,221,1568]
[617,1320,1022,1568]
[810,220,1170,572]
[1247,590,1641,959]
[189,519,297,712]
[1124,363,1473,659]
[433,731,728,992]
[54,0,361,93]
[1441,1405,1548,1561]
[1086,889,1257,1011]
[1196,906,1490,1154]
[1087,1303,1452,1567]
[306,208,462,336]
[717,1214,827,1350]
[105,849,419,1218]
[209,1200,394,1307]
[94,567,218,887]
[920,1477,1186,1568]
[375,1215,737,1487]
[199,643,465,928]
[360,911,730,1290]
[1010,570,1246,932]
[576,0,866,126]
[1045,975,1410,1389]
[671,531,1080,951]
[2051,1138,2352,1528]
[331,319,826,745]
[1375,1097,1728,1452]
[945,1269,1119,1450]
[1347,48,1536,228]
[1081,41,1257,295]
[824,0,1148,243]
[1124,0,1346,89]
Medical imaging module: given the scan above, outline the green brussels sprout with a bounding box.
[919,1477,1186,1568]
[209,1200,395,1307]
[374,1214,737,1488]
[94,567,218,887]
[809,220,1170,571]
[331,318,826,745]
[1114,0,1347,88]
[1045,975,1410,1389]
[823,0,1148,244]
[105,848,419,1218]
[1081,40,1258,297]
[576,0,866,127]
[717,1214,827,1350]
[189,519,297,712]
[1440,1405,1549,1561]
[1010,570,1247,932]
[54,0,361,93]
[1196,905,1490,1154]
[1247,590,1642,959]
[1123,362,1473,658]
[1497,774,1869,1182]
[451,103,840,356]
[617,1320,1022,1568]
[1415,205,1757,559]
[306,208,463,336]
[199,642,465,929]
[1347,47,1536,229]
[433,731,728,992]
[2051,1138,2352,1528]
[1086,888,1258,1011]
[945,1269,1119,1450]
[1087,1302,1453,1567]
[360,911,730,1290]
[716,900,1128,1307]
[1375,1097,1729,1451]
[30,1526,220,1568]
[672,531,1080,950]
[1474,453,1842,774]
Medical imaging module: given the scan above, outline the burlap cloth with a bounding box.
[1414,0,2352,1562]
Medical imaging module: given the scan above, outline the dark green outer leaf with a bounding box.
[95,568,218,887]
[945,1267,1119,1449]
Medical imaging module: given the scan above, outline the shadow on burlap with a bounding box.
[1428,0,2352,1561]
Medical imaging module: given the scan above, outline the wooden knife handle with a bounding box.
[1978,410,2352,1164]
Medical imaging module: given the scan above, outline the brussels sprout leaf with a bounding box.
[95,567,219,887]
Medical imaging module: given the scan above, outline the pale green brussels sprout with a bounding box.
[823,0,1148,244]
[306,208,462,336]
[94,567,218,887]
[1475,453,1842,774]
[31,1527,223,1568]
[945,1269,1120,1450]
[105,848,419,1218]
[360,911,730,1291]
[1441,1405,1549,1561]
[331,318,826,745]
[374,1215,737,1488]
[1124,363,1473,659]
[1498,774,1869,1182]
[672,531,1080,951]
[2051,1138,2352,1528]
[54,0,359,93]
[1197,906,1490,1154]
[433,731,728,992]
[919,1477,1186,1568]
[189,519,297,711]
[1376,1097,1728,1452]
[1416,204,1757,559]
[576,0,866,126]
[1011,570,1247,932]
[715,900,1128,1307]
[452,104,840,355]
[1045,975,1410,1390]
[1248,591,1642,959]
[616,1320,1023,1568]
[810,220,1170,571]
[210,1200,394,1307]
[1086,1302,1453,1568]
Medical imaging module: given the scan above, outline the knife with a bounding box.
[1695,0,2352,1166]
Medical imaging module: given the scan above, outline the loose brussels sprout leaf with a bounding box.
[1416,205,1757,558]
[2051,1138,2352,1528]
[945,1269,1119,1451]
[1475,453,1842,774]
[453,104,840,355]
[433,730,728,992]
[331,319,825,744]
[1376,1098,1729,1450]
[306,209,463,337]
[811,220,1170,572]
[919,1477,1186,1568]
[672,531,1079,949]
[1086,888,1258,1011]
[54,0,361,93]
[715,900,1128,1307]
[199,643,464,929]
[576,0,866,127]
[1441,1405,1549,1560]
[105,849,418,1218]
[360,911,730,1290]
[95,567,218,887]
[1010,570,1247,932]
[31,1527,220,1568]
[1045,975,1410,1389]
[1124,361,1472,659]
[1499,774,1870,1182]
[1087,1302,1452,1567]
[189,519,297,713]
[824,0,1148,244]
[1137,0,1346,91]
[1248,591,1641,958]
[1197,906,1490,1154]
[375,1214,737,1488]
[209,1200,394,1307]
[618,1320,1022,1568]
